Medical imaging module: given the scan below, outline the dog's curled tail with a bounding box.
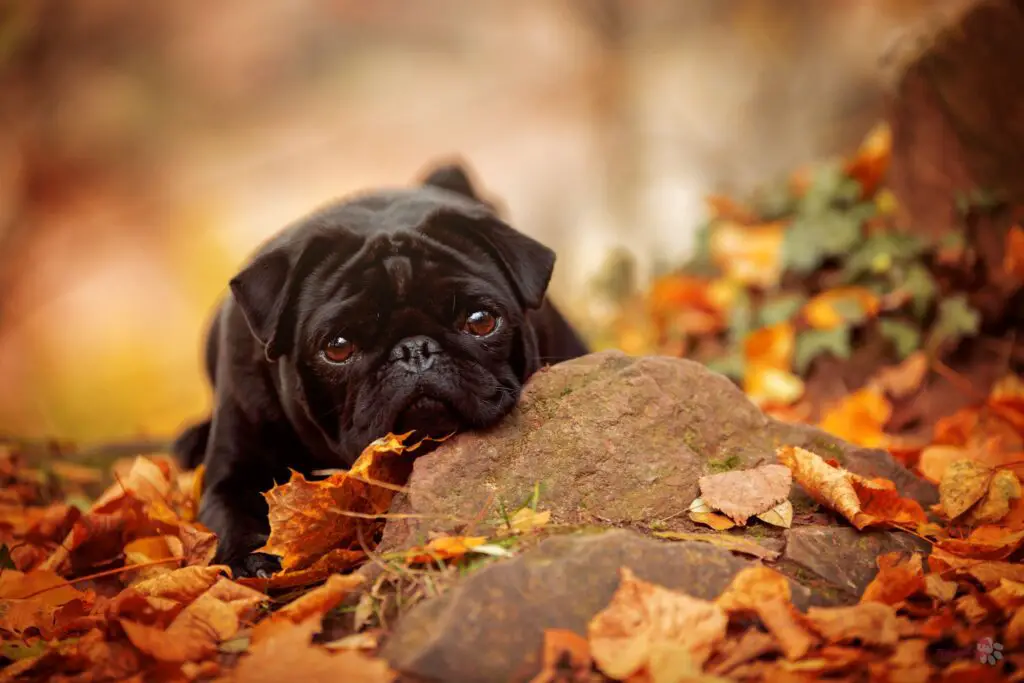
[172,419,211,470]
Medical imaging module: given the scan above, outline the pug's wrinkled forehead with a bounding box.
[229,173,555,363]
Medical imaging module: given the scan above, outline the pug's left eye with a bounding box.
[321,335,357,363]
[462,310,499,337]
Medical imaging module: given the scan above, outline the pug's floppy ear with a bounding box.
[229,235,331,362]
[420,162,480,201]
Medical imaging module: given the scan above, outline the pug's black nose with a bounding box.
[390,335,441,373]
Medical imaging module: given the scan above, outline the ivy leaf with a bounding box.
[758,294,807,327]
[878,319,921,360]
[751,179,798,221]
[843,232,927,281]
[794,325,852,375]
[900,263,938,320]
[928,295,980,351]
[799,164,862,215]
[783,211,864,274]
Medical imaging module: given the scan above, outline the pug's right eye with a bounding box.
[321,335,357,364]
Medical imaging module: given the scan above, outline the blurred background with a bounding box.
[0,0,945,444]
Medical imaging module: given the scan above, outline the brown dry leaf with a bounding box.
[402,535,486,565]
[709,220,786,288]
[653,532,780,561]
[755,499,794,528]
[802,287,880,331]
[260,433,415,571]
[924,574,958,603]
[936,526,1024,560]
[707,629,778,676]
[529,629,592,683]
[233,614,396,683]
[818,387,892,449]
[715,566,815,661]
[939,459,994,520]
[861,553,925,605]
[698,464,792,525]
[928,547,1024,588]
[91,456,175,513]
[179,523,218,567]
[588,567,728,679]
[1004,224,1024,280]
[251,574,363,645]
[776,446,868,528]
[966,469,1023,525]
[870,352,928,399]
[0,568,92,635]
[716,565,791,613]
[131,565,227,604]
[237,549,366,592]
[806,602,899,646]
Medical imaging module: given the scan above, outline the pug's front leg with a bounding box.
[200,480,282,578]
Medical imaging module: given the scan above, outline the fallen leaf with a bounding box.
[939,460,994,520]
[924,574,958,603]
[1003,225,1024,280]
[844,122,891,197]
[806,602,899,646]
[688,509,736,531]
[131,565,226,604]
[529,629,592,683]
[707,629,777,676]
[698,464,792,525]
[710,220,786,288]
[251,573,363,645]
[870,351,928,399]
[704,195,759,224]
[0,569,92,635]
[803,287,880,330]
[233,615,396,683]
[988,578,1024,612]
[653,532,780,561]
[861,553,925,605]
[260,433,416,571]
[588,567,728,679]
[716,565,791,613]
[756,499,794,529]
[403,535,487,565]
[818,387,892,449]
[928,547,1024,588]
[935,526,1024,560]
[237,549,366,591]
[507,507,552,534]
[965,469,1022,525]
[776,446,868,528]
[918,445,967,484]
[756,598,818,661]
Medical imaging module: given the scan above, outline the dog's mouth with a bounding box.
[394,394,462,438]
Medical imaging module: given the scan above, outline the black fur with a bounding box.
[175,162,587,576]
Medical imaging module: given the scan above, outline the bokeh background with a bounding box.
[0,0,944,444]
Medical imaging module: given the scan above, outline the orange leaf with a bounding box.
[131,565,227,604]
[1004,225,1024,280]
[935,526,1024,560]
[529,629,592,683]
[743,323,804,407]
[403,535,486,565]
[716,566,791,613]
[587,567,728,679]
[251,573,364,645]
[260,433,417,571]
[233,615,396,683]
[755,597,817,661]
[806,603,899,646]
[704,194,759,224]
[928,547,1024,588]
[860,553,925,605]
[843,123,891,198]
[802,287,880,330]
[237,549,366,592]
[710,221,786,288]
[818,387,892,449]
[0,568,92,635]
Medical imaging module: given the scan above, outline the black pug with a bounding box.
[174,163,588,577]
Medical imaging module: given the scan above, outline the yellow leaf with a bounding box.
[756,499,794,528]
[709,221,786,288]
[802,287,880,330]
[508,507,552,534]
[818,387,892,449]
[402,536,487,565]
[938,459,993,520]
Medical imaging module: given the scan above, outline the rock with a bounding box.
[380,529,811,683]
[379,351,935,553]
[783,526,931,597]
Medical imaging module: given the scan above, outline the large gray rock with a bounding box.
[381,530,812,683]
[380,351,935,552]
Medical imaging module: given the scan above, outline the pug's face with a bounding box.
[228,166,554,463]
